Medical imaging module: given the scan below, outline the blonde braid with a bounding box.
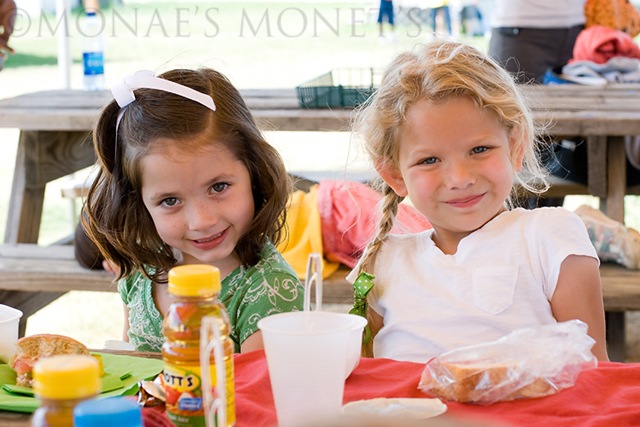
[359,182,403,357]
[358,182,403,275]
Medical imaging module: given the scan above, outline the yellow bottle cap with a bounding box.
[32,355,101,400]
[168,264,221,297]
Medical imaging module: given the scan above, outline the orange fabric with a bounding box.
[585,0,640,37]
[234,350,640,427]
[572,25,640,64]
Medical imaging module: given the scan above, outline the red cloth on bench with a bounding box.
[318,180,431,269]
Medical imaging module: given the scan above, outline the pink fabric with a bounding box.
[572,25,640,64]
[235,350,640,427]
[317,180,431,268]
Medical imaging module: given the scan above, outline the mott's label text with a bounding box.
[163,362,236,427]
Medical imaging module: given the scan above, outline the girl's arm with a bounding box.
[362,307,384,357]
[121,303,130,342]
[368,308,384,339]
[240,331,264,353]
[550,255,609,361]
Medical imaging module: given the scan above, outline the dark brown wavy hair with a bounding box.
[82,68,291,282]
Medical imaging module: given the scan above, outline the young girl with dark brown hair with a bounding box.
[83,68,303,353]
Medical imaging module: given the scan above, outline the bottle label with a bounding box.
[83,52,104,76]
[163,360,236,427]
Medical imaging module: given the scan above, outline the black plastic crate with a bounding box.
[295,68,382,109]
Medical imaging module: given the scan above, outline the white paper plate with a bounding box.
[342,397,447,419]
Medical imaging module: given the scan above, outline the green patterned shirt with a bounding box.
[118,242,304,352]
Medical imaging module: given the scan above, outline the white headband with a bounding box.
[111,70,217,111]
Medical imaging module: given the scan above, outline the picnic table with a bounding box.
[2,349,640,426]
[0,84,639,360]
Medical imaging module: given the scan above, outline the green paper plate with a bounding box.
[0,352,163,413]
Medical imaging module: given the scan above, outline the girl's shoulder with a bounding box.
[500,207,590,243]
[383,229,435,249]
[225,242,301,286]
[117,270,152,299]
[255,242,299,276]
[499,206,581,225]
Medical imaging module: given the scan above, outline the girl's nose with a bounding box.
[445,161,475,189]
[188,201,216,231]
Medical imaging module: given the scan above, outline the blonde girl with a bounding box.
[351,40,608,362]
[83,69,303,353]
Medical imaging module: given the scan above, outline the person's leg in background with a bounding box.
[429,7,438,33]
[441,5,452,35]
[377,0,394,37]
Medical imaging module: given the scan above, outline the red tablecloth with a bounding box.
[234,350,640,427]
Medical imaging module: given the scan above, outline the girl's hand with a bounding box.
[102,259,121,276]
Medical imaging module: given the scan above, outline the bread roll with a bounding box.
[9,334,90,387]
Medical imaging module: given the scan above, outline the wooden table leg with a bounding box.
[605,136,626,223]
[586,135,607,199]
[606,311,626,362]
[586,135,627,361]
[2,130,96,335]
[4,130,96,244]
[4,131,44,244]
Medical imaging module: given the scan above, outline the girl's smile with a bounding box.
[445,193,485,208]
[382,96,523,254]
[140,139,255,277]
[189,228,228,251]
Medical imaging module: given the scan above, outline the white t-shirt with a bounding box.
[350,207,598,363]
[491,0,586,29]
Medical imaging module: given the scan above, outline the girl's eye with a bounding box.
[420,157,438,165]
[472,146,489,154]
[161,197,178,207]
[211,182,229,193]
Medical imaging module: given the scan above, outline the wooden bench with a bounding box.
[1,243,639,361]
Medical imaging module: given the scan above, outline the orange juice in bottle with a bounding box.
[162,264,236,427]
[31,355,101,427]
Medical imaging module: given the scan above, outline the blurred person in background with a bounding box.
[488,0,586,208]
[0,0,16,69]
[428,0,452,35]
[378,0,395,38]
[488,0,586,84]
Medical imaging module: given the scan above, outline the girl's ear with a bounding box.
[511,135,525,172]
[375,159,408,197]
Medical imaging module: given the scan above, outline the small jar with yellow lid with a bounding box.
[31,354,101,427]
[162,264,236,427]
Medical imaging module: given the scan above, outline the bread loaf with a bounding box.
[420,359,556,403]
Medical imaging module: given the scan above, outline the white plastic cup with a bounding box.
[0,304,23,363]
[346,315,367,376]
[258,311,364,427]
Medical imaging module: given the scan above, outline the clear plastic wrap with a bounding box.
[418,320,598,404]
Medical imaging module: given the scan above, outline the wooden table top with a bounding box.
[1,85,639,133]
